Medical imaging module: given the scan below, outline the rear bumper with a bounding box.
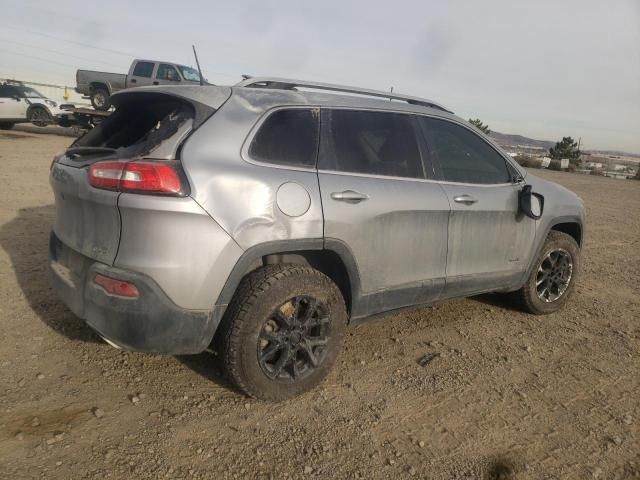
[49,232,216,354]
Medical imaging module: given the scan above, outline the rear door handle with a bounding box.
[130,78,137,84]
[330,190,369,203]
[153,81,159,85]
[453,194,478,205]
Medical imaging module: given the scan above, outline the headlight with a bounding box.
[45,99,57,107]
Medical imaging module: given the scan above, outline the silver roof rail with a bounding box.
[236,76,453,113]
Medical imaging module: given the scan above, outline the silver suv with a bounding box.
[49,78,585,400]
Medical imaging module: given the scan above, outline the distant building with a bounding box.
[585,162,604,169]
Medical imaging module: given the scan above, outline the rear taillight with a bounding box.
[88,160,184,195]
[50,151,64,171]
[94,274,140,298]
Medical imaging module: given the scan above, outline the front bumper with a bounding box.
[49,233,216,354]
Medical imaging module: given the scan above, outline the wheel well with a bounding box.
[253,250,353,315]
[26,104,49,116]
[90,82,109,94]
[551,222,582,247]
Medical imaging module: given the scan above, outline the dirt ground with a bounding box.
[0,130,638,480]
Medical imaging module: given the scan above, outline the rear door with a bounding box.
[318,109,450,316]
[127,61,156,88]
[0,86,28,120]
[418,116,536,295]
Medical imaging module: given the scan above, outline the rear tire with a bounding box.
[218,264,347,401]
[517,231,580,315]
[28,106,52,127]
[91,88,111,111]
[0,122,15,130]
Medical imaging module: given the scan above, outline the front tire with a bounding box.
[91,88,111,111]
[28,107,52,127]
[517,231,580,315]
[218,264,347,401]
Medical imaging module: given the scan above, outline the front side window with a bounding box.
[248,108,319,168]
[177,65,201,82]
[419,117,510,184]
[157,64,180,81]
[17,87,45,98]
[132,61,154,78]
[319,110,424,179]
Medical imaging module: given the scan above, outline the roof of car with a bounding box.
[113,82,459,121]
[232,86,457,119]
[235,76,452,113]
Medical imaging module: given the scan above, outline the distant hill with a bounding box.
[489,131,640,158]
[489,131,554,150]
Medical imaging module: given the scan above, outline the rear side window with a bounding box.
[419,117,510,184]
[132,61,154,78]
[249,108,319,168]
[319,110,424,179]
[0,86,18,98]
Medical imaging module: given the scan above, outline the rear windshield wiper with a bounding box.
[66,146,117,157]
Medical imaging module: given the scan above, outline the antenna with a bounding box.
[192,45,204,86]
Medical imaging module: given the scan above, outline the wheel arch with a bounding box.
[89,82,111,95]
[212,238,363,329]
[26,103,52,121]
[550,220,583,247]
[519,215,584,290]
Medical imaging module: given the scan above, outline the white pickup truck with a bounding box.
[76,59,203,110]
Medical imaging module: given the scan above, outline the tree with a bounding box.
[549,136,581,162]
[468,118,491,135]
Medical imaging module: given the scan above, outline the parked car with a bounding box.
[75,59,204,111]
[0,82,75,129]
[49,78,585,401]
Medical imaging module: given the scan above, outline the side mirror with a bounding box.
[12,95,21,102]
[519,185,544,219]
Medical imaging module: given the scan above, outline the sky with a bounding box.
[1,0,639,153]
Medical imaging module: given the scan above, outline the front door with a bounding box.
[317,109,450,318]
[155,64,182,86]
[418,116,536,296]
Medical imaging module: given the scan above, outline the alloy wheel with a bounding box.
[536,248,573,303]
[257,296,330,382]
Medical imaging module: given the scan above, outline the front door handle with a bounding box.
[153,81,159,85]
[330,190,369,203]
[453,194,478,205]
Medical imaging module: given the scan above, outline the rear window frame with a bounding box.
[241,105,321,172]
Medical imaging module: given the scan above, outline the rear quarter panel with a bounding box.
[180,90,324,250]
[114,195,243,310]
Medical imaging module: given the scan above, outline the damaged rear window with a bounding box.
[71,94,198,159]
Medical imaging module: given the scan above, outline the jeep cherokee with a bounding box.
[49,78,585,401]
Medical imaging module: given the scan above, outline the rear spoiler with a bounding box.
[111,86,231,128]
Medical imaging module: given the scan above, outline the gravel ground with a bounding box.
[0,130,638,479]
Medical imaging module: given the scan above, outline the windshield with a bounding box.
[177,65,201,82]
[17,87,46,98]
